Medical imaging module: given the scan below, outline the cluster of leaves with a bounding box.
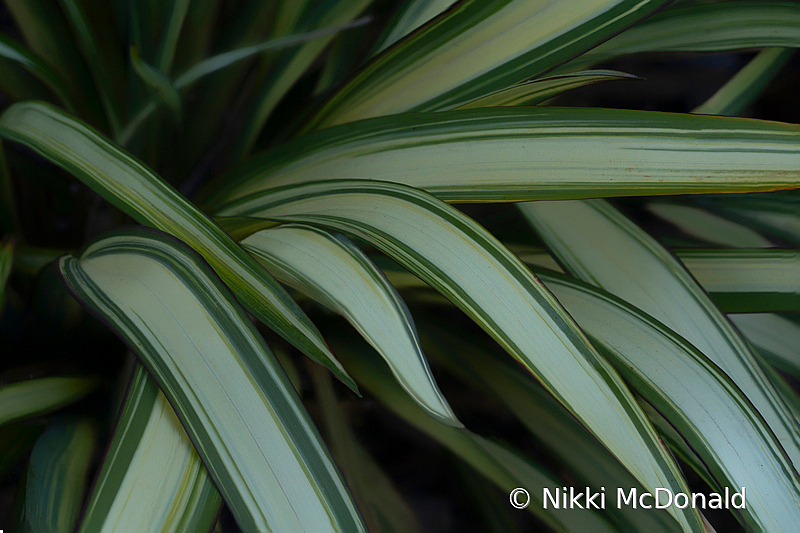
[1,0,800,532]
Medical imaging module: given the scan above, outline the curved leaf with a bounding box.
[538,271,800,533]
[242,224,459,426]
[0,377,98,426]
[372,0,453,54]
[304,0,673,129]
[210,107,800,207]
[130,45,182,123]
[218,178,704,532]
[0,33,74,110]
[309,365,422,533]
[59,228,365,533]
[576,1,800,67]
[0,102,355,391]
[420,324,681,533]
[701,194,800,247]
[234,2,373,158]
[457,70,640,109]
[519,199,800,469]
[119,16,372,148]
[22,418,97,533]
[78,365,221,533]
[59,0,125,136]
[328,329,614,533]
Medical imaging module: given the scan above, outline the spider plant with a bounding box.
[1,0,799,531]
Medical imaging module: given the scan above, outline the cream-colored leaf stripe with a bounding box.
[59,228,365,533]
[78,365,221,533]
[210,107,800,207]
[219,179,704,532]
[519,199,800,470]
[243,224,459,426]
[0,102,354,390]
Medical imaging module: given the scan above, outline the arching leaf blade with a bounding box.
[327,329,614,533]
[538,271,800,533]
[571,1,800,69]
[693,48,794,117]
[58,228,365,533]
[78,365,221,533]
[242,224,459,426]
[218,179,704,532]
[0,102,355,391]
[730,314,800,381]
[209,107,800,208]
[457,70,640,109]
[304,0,673,130]
[677,249,800,313]
[519,199,800,470]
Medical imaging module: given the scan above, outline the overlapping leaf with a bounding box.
[677,249,799,313]
[59,228,365,533]
[78,365,221,533]
[327,329,615,533]
[209,107,800,207]
[218,178,704,532]
[0,102,354,390]
[304,0,673,129]
[576,1,800,68]
[242,224,458,426]
[519,199,800,469]
[537,271,800,532]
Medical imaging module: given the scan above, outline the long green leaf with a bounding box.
[209,107,800,207]
[457,70,640,109]
[677,249,799,313]
[0,33,74,110]
[0,102,354,390]
[21,418,97,533]
[5,0,104,127]
[154,0,191,73]
[371,0,453,54]
[519,199,800,470]
[59,0,126,136]
[218,179,704,532]
[537,271,800,533]
[130,45,182,123]
[693,48,794,117]
[328,329,616,533]
[730,314,800,381]
[118,17,372,147]
[574,1,800,68]
[0,377,98,426]
[235,1,373,158]
[303,0,673,129]
[59,228,365,533]
[78,365,221,533]
[242,224,459,426]
[420,324,681,533]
